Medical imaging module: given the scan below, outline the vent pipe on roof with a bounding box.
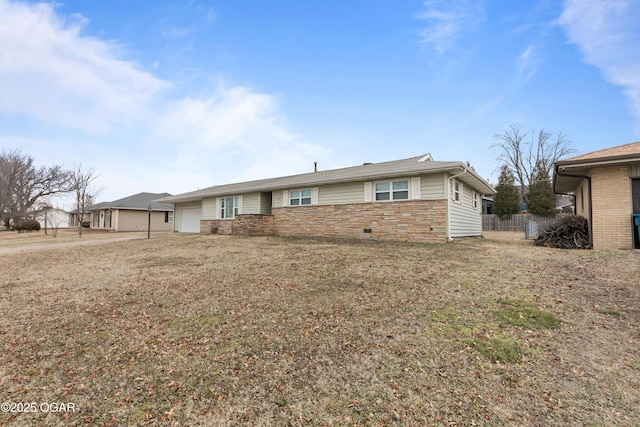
[314,161,317,172]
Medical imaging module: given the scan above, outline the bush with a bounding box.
[14,219,41,231]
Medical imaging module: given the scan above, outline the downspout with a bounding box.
[553,164,593,248]
[446,167,469,241]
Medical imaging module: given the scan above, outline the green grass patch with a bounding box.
[465,338,523,363]
[494,300,561,330]
[599,310,622,316]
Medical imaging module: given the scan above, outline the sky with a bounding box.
[1,0,639,206]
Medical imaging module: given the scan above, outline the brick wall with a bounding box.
[272,200,447,243]
[232,214,274,236]
[201,219,232,235]
[591,165,633,249]
[201,214,274,236]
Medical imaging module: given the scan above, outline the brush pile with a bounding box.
[535,215,591,249]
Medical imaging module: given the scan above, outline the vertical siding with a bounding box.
[449,180,482,237]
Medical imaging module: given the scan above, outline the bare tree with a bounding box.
[48,209,62,238]
[0,149,71,229]
[492,123,575,205]
[69,165,99,237]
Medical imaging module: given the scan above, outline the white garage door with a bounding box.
[180,207,201,233]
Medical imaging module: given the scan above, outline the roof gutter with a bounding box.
[556,155,640,170]
[553,163,593,248]
[446,166,469,241]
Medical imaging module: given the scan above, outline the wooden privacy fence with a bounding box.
[482,214,567,231]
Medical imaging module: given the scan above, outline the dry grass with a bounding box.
[0,231,638,426]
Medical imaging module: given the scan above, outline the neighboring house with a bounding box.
[155,154,495,243]
[555,195,574,213]
[554,141,640,250]
[35,208,70,229]
[70,192,174,232]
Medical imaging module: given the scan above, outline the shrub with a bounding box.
[14,219,41,231]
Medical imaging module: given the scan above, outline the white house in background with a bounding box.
[35,208,70,229]
[156,154,495,243]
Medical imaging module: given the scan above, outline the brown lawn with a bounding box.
[0,231,638,426]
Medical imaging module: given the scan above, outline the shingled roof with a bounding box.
[91,192,174,211]
[554,142,640,193]
[557,141,640,166]
[156,154,495,203]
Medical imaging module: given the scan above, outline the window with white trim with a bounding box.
[453,180,461,202]
[290,189,312,206]
[472,191,478,209]
[220,196,239,219]
[375,180,409,201]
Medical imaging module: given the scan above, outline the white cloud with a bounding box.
[0,0,329,201]
[559,0,640,122]
[516,44,538,83]
[152,84,328,183]
[416,0,485,54]
[0,0,167,133]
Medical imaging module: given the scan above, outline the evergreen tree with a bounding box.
[527,163,556,217]
[492,164,520,219]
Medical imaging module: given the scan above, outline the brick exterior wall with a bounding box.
[272,200,447,243]
[201,219,232,235]
[232,214,274,236]
[201,214,274,236]
[590,165,633,249]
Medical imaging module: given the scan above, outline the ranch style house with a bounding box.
[156,154,495,243]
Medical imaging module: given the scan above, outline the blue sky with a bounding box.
[1,0,639,205]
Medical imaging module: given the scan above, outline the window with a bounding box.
[375,180,409,201]
[104,210,112,228]
[165,211,174,223]
[453,180,461,202]
[93,211,100,227]
[220,196,239,219]
[290,189,312,206]
[472,191,478,209]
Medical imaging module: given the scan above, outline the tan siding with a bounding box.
[272,191,284,208]
[259,192,273,214]
[202,197,216,220]
[591,165,633,249]
[421,174,446,199]
[630,163,640,178]
[242,192,261,214]
[318,182,365,204]
[116,210,173,232]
